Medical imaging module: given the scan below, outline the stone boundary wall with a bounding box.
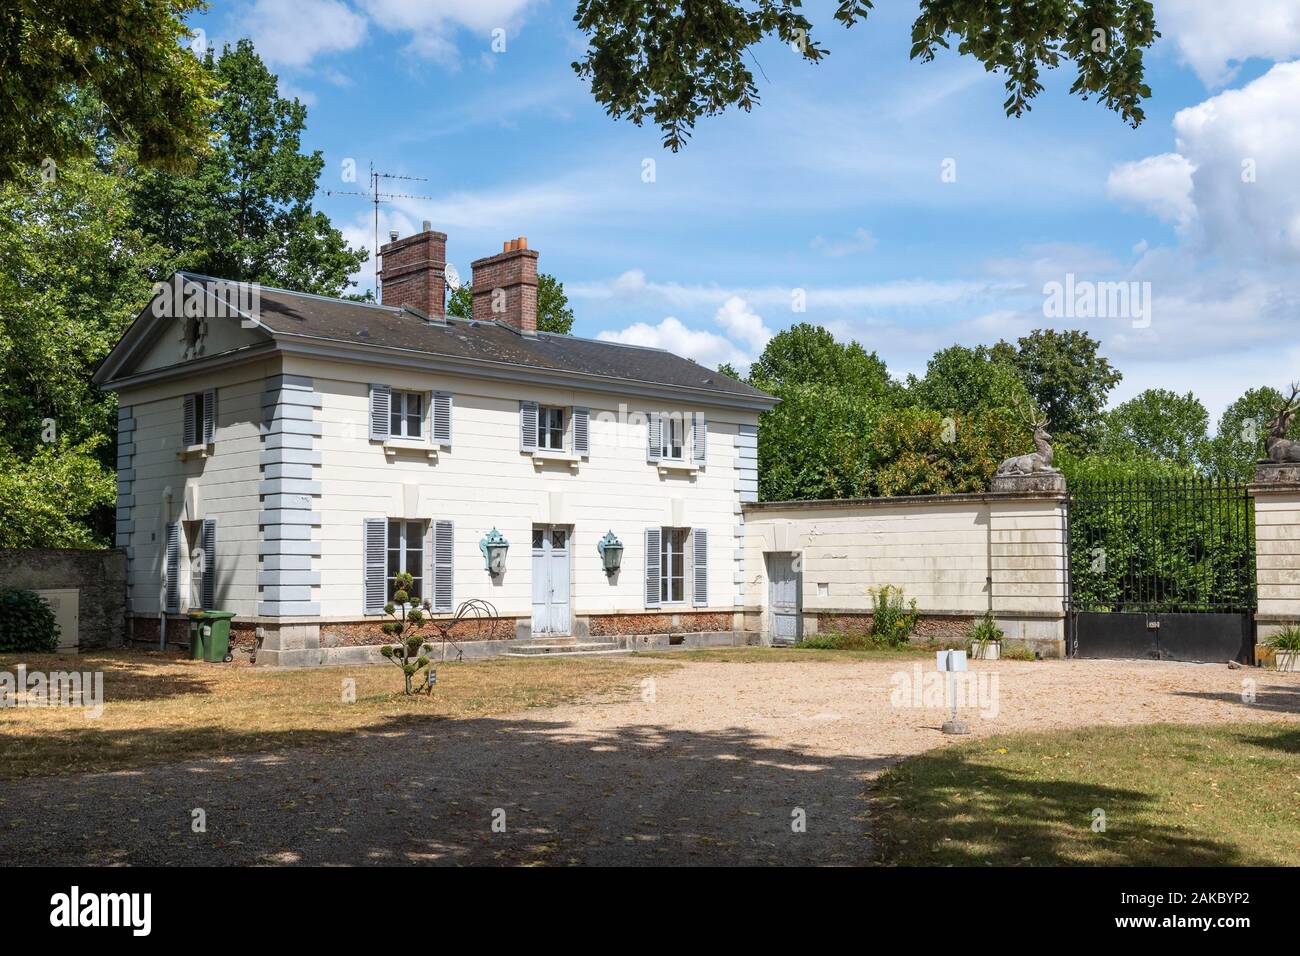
[743,491,1068,656]
[0,548,128,650]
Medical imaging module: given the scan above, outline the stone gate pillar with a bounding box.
[988,471,1068,658]
[1250,462,1300,644]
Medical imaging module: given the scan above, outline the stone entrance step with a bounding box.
[503,640,631,658]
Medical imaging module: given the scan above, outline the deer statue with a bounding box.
[1265,383,1300,463]
[996,399,1058,476]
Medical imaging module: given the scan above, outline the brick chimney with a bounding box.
[378,221,447,319]
[471,237,538,336]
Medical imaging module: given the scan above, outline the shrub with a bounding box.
[796,633,844,650]
[1268,624,1300,652]
[965,611,1003,653]
[0,589,59,653]
[869,585,920,648]
[1001,643,1038,661]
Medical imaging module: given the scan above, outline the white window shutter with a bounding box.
[182,395,196,446]
[692,414,707,465]
[432,391,453,446]
[645,527,662,608]
[363,518,387,613]
[520,400,538,452]
[573,407,589,457]
[692,528,708,607]
[647,413,661,461]
[433,520,454,612]
[369,385,391,441]
[165,522,181,612]
[200,518,216,610]
[202,389,216,443]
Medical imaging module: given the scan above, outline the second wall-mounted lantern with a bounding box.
[597,530,624,577]
[479,528,509,576]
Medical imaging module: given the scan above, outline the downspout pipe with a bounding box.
[160,486,173,651]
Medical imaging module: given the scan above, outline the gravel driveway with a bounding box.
[3,656,1298,866]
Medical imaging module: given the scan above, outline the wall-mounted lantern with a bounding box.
[479,528,509,576]
[597,530,624,577]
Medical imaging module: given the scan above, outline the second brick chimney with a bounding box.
[378,222,447,319]
[471,237,539,336]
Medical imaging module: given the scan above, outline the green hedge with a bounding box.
[0,589,59,653]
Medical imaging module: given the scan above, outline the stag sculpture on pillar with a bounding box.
[1265,383,1300,463]
[991,398,1064,493]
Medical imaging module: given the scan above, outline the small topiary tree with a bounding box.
[378,572,434,695]
[0,589,59,653]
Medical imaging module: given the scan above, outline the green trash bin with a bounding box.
[187,610,236,662]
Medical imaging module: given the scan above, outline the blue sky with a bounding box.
[193,1,1300,423]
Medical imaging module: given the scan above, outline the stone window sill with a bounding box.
[656,459,698,475]
[530,449,581,470]
[177,443,213,461]
[383,438,439,460]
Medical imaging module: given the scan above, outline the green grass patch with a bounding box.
[873,722,1300,866]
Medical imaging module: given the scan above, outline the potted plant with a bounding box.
[1269,624,1300,673]
[967,611,1003,661]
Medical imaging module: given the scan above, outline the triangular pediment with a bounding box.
[94,274,276,386]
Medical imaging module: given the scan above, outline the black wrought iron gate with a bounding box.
[1066,478,1256,663]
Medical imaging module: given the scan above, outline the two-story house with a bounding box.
[93,227,776,665]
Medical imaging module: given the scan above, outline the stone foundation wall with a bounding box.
[586,611,734,637]
[318,616,518,647]
[817,613,973,643]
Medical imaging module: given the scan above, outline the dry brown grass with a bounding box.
[0,650,675,780]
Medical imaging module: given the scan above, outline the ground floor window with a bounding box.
[387,520,424,602]
[660,527,688,603]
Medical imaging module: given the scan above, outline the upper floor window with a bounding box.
[389,390,423,439]
[660,415,686,461]
[537,405,565,450]
[182,388,215,447]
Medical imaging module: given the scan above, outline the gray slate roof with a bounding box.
[248,281,774,405]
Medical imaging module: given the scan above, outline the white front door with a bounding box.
[767,552,801,645]
[531,526,571,636]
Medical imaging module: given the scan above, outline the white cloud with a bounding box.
[810,228,878,257]
[359,0,537,65]
[1159,0,1300,86]
[242,0,367,67]
[597,317,750,370]
[713,296,772,353]
[1106,152,1196,228]
[1105,61,1300,260]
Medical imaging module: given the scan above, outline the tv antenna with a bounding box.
[326,162,432,298]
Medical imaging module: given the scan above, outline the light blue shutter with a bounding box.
[182,395,196,446]
[200,518,216,610]
[202,389,216,443]
[364,518,387,613]
[645,527,662,608]
[573,407,589,457]
[165,522,181,612]
[692,528,708,607]
[647,413,661,461]
[432,391,452,446]
[369,385,391,441]
[520,401,538,451]
[692,414,707,465]
[433,520,454,612]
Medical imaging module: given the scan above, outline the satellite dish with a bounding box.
[445,263,462,292]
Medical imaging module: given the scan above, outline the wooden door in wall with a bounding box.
[531,526,572,636]
[767,552,801,646]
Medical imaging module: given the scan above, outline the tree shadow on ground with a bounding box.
[870,746,1257,867]
[0,715,886,866]
[0,652,217,704]
[1171,682,1300,715]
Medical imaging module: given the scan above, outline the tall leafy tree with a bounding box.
[869,406,1025,497]
[748,323,896,400]
[573,0,1159,150]
[446,273,575,334]
[992,329,1121,448]
[908,344,1031,416]
[0,153,170,545]
[1098,389,1209,467]
[1205,386,1300,481]
[0,0,212,182]
[128,40,365,294]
